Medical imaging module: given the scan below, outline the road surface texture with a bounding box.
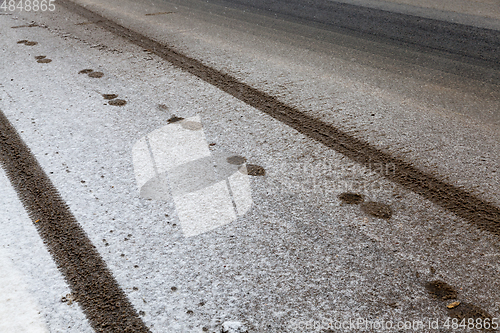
[1,0,499,332]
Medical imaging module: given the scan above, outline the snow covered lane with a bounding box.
[2,3,500,333]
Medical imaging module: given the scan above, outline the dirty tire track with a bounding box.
[59,1,500,235]
[0,110,150,332]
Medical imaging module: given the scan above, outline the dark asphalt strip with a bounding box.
[204,0,500,67]
[0,110,150,332]
[58,0,500,235]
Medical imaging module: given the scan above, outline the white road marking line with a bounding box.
[0,251,49,333]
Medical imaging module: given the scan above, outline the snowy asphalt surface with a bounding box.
[1,1,500,332]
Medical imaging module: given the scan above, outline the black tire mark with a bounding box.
[0,110,150,332]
